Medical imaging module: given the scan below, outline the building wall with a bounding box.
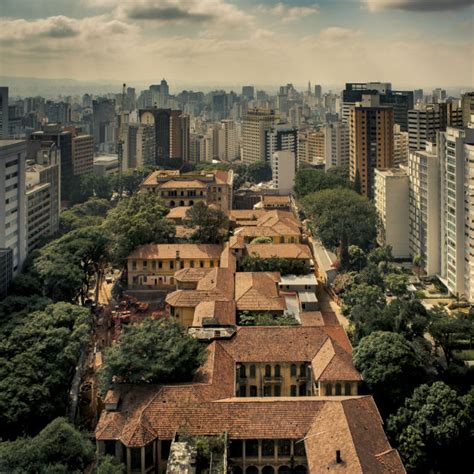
[0,140,27,274]
[128,257,220,287]
[26,183,51,253]
[242,109,277,164]
[0,87,8,139]
[271,150,295,195]
[374,170,410,259]
[464,143,474,301]
[72,134,94,176]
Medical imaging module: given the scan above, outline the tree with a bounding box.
[94,456,126,474]
[348,245,367,271]
[367,245,393,265]
[104,192,175,265]
[0,417,94,473]
[387,382,472,473]
[185,202,229,244]
[0,303,91,438]
[238,311,298,326]
[354,262,385,289]
[384,273,408,297]
[98,318,206,393]
[353,331,427,415]
[112,168,147,196]
[60,198,112,233]
[249,236,273,244]
[428,306,474,365]
[343,283,386,311]
[302,188,377,250]
[35,226,110,303]
[294,167,351,198]
[412,253,425,278]
[246,161,272,183]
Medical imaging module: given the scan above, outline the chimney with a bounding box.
[336,450,342,464]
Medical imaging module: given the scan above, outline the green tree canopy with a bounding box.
[347,245,367,271]
[184,202,229,244]
[384,273,408,297]
[0,417,94,473]
[353,331,428,415]
[246,161,272,183]
[302,188,377,251]
[294,167,351,198]
[94,456,126,474]
[0,303,91,438]
[60,198,112,233]
[343,283,386,310]
[98,318,206,393]
[104,192,175,265]
[387,382,473,473]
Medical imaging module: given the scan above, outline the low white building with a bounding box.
[94,154,119,177]
[374,168,410,259]
[271,150,295,195]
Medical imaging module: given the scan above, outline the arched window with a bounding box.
[245,440,259,458]
[250,365,256,377]
[278,466,291,474]
[239,365,246,378]
[299,364,306,376]
[335,383,342,395]
[232,468,243,474]
[262,440,275,457]
[294,466,307,474]
[179,200,185,206]
[274,364,281,377]
[246,467,259,474]
[189,200,194,205]
[345,382,352,395]
[265,364,271,377]
[326,384,333,396]
[262,467,275,474]
[170,200,175,207]
[290,364,297,377]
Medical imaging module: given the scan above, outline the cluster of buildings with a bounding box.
[96,187,405,473]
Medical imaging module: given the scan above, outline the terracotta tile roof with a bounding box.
[229,209,267,222]
[214,169,233,185]
[174,268,213,283]
[193,300,236,326]
[234,226,287,238]
[299,311,339,326]
[159,179,207,189]
[229,235,246,249]
[128,244,223,260]
[255,210,299,228]
[246,243,312,260]
[262,194,291,204]
[166,206,191,220]
[234,272,286,311]
[175,225,195,239]
[219,243,237,273]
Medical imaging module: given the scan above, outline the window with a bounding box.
[190,260,195,268]
[158,261,163,269]
[335,383,342,395]
[274,385,281,397]
[169,261,174,270]
[200,260,204,268]
[299,383,307,396]
[345,383,352,395]
[239,365,246,378]
[145,442,154,468]
[290,385,297,396]
[325,384,333,396]
[262,440,275,457]
[290,364,297,377]
[239,385,246,397]
[278,440,291,457]
[265,365,271,377]
[294,441,306,457]
[180,261,185,269]
[161,440,171,460]
[130,447,141,470]
[104,440,115,456]
[229,440,243,458]
[246,440,259,457]
[263,385,272,397]
[210,260,215,267]
[250,385,257,397]
[299,364,306,377]
[250,365,256,377]
[280,236,285,243]
[274,365,281,377]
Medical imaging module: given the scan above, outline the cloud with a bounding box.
[125,4,214,22]
[364,0,473,12]
[259,2,320,22]
[313,26,361,47]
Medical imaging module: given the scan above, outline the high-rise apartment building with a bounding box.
[0,87,9,139]
[463,143,474,301]
[242,86,255,101]
[307,130,326,166]
[432,88,447,103]
[393,124,409,166]
[241,108,277,164]
[374,168,410,259]
[264,124,298,164]
[190,133,213,163]
[92,98,116,150]
[0,140,27,275]
[349,104,394,198]
[314,85,322,100]
[272,150,296,195]
[407,144,441,275]
[45,101,71,124]
[218,120,239,161]
[342,83,413,131]
[72,134,94,176]
[439,127,474,299]
[461,92,474,126]
[323,122,349,169]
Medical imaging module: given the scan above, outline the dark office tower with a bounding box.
[414,89,423,104]
[82,93,93,108]
[45,101,71,124]
[0,87,9,138]
[92,98,116,148]
[349,105,394,198]
[314,85,322,100]
[211,91,227,121]
[30,124,73,195]
[126,87,136,111]
[342,82,413,132]
[242,86,255,100]
[139,108,188,165]
[264,124,298,163]
[256,90,267,101]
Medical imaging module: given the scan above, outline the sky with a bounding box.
[0,0,473,91]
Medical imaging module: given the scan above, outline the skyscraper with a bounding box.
[315,85,322,100]
[461,92,474,126]
[242,86,255,101]
[241,108,277,164]
[0,87,9,139]
[349,101,394,198]
[323,122,349,169]
[218,120,239,162]
[264,124,298,164]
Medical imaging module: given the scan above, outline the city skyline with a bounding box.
[1,0,473,88]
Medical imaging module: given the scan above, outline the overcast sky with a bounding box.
[0,0,473,90]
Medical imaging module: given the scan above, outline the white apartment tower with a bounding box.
[272,150,296,195]
[374,169,410,259]
[439,127,474,299]
[241,108,277,164]
[408,104,444,151]
[218,120,239,161]
[0,140,27,274]
[407,144,441,275]
[393,124,409,166]
[323,122,349,169]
